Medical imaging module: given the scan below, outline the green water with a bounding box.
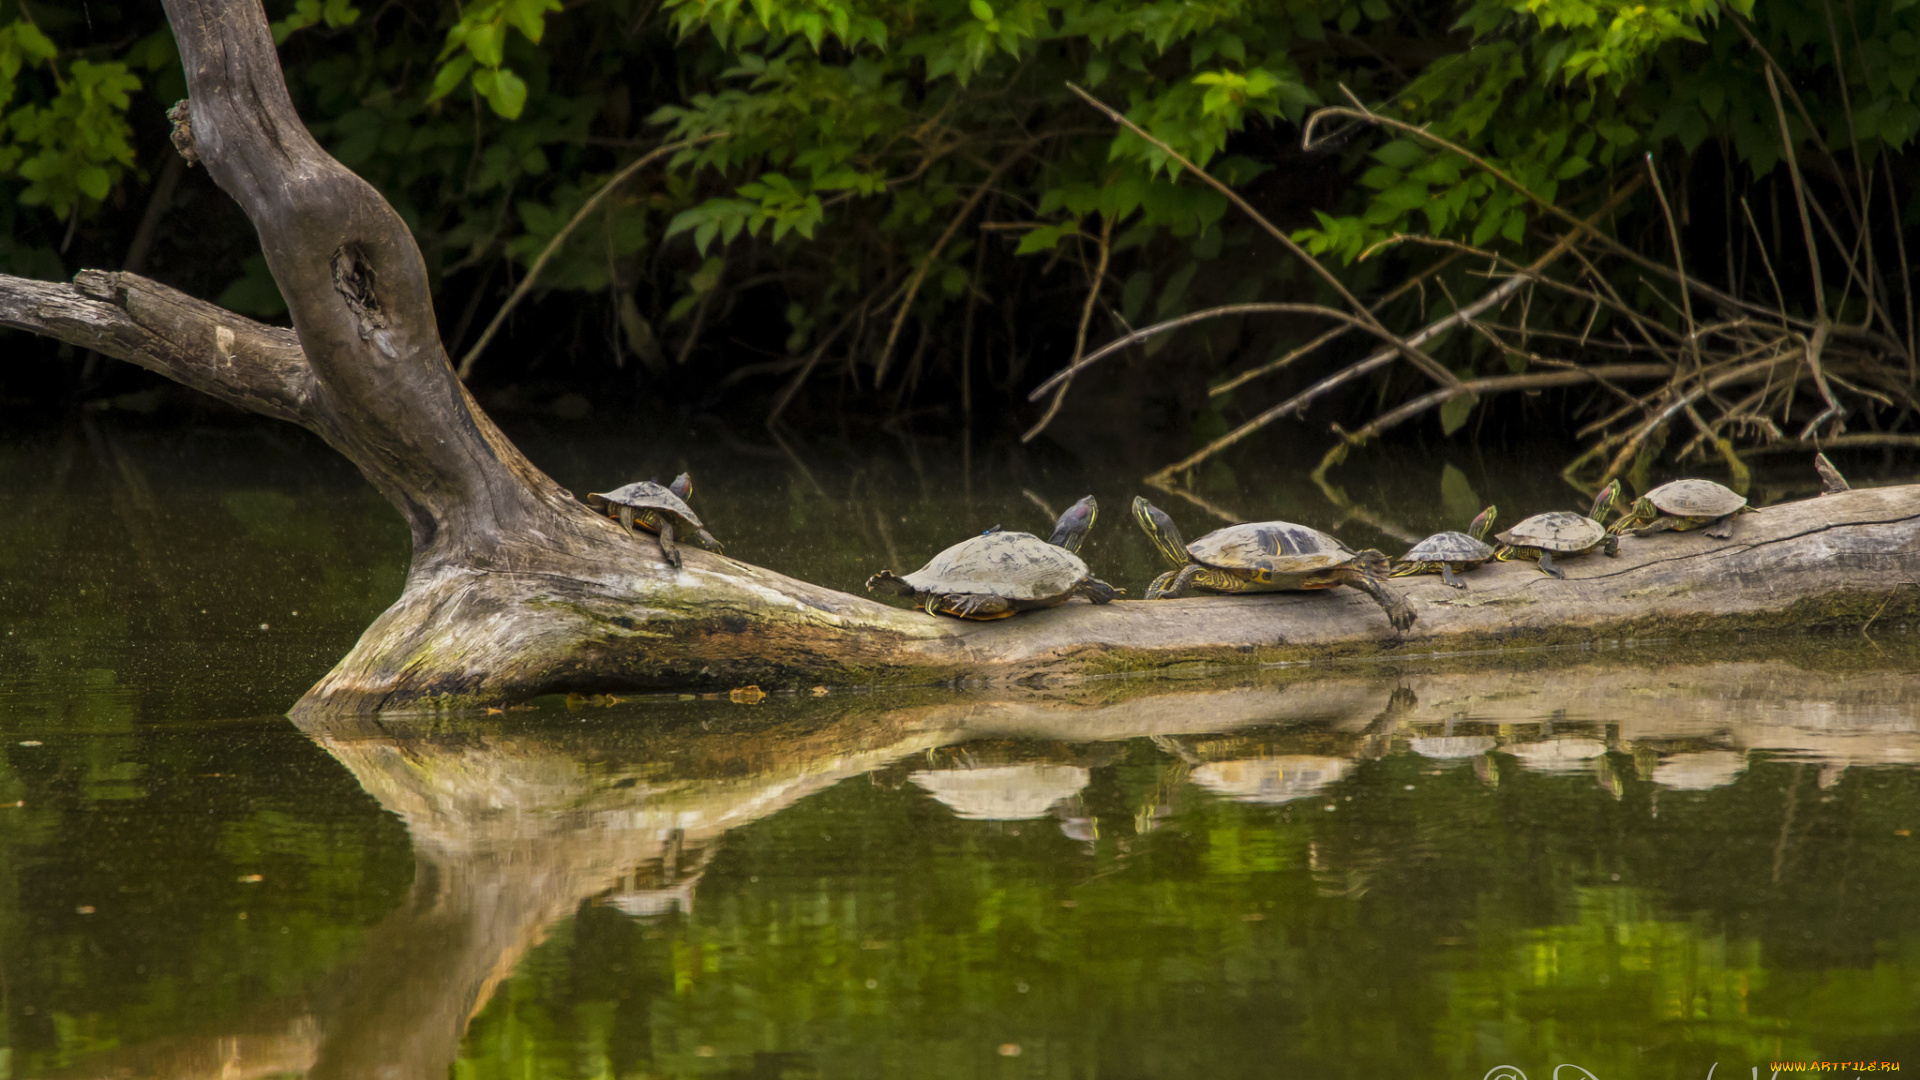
[2,416,1918,1079]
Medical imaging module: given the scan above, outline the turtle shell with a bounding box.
[1497,511,1606,553]
[899,530,1091,602]
[1644,478,1746,518]
[1403,530,1494,563]
[1188,522,1359,576]
[586,481,707,530]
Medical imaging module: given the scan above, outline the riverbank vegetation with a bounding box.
[5,0,1920,482]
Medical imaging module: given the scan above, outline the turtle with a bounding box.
[586,472,723,569]
[1609,478,1754,540]
[865,496,1120,620]
[1493,480,1621,578]
[1130,497,1416,632]
[1392,505,1498,589]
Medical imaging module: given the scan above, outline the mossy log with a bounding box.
[3,0,1918,716]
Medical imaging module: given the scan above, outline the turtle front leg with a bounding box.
[1630,517,1679,538]
[656,518,682,568]
[617,505,637,538]
[1438,562,1466,589]
[1151,564,1206,599]
[1535,550,1565,579]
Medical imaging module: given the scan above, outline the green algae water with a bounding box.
[2,414,1918,1079]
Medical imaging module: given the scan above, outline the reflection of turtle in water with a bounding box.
[1608,478,1753,539]
[1392,506,1497,589]
[1494,481,1621,579]
[1131,497,1415,632]
[865,496,1120,620]
[586,472,723,569]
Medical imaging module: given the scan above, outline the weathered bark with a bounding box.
[3,0,1918,716]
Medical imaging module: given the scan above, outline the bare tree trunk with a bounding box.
[3,0,1918,716]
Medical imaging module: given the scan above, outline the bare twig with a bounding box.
[1067,83,1462,392]
[1144,178,1643,487]
[1209,252,1463,398]
[1646,155,1701,372]
[1024,212,1114,441]
[457,134,723,379]
[873,146,1029,387]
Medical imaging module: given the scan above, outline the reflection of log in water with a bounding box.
[59,655,1920,1078]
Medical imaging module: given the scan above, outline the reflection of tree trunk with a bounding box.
[3,3,1920,713]
[46,659,1920,1079]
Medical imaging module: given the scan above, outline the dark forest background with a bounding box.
[4,0,1918,482]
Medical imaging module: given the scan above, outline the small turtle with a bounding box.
[1494,481,1621,579]
[1131,498,1415,632]
[866,496,1120,620]
[1608,478,1753,540]
[1392,506,1498,589]
[586,472,723,568]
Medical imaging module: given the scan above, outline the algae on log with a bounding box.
[2,0,1917,716]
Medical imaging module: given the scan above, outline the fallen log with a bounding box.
[2,0,1916,716]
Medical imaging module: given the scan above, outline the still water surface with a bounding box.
[2,415,1918,1078]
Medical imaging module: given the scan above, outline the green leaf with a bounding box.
[13,20,57,60]
[75,164,110,200]
[1016,221,1078,255]
[968,0,994,22]
[1439,463,1481,524]
[427,55,473,103]
[1372,140,1427,170]
[480,67,528,119]
[1439,393,1477,436]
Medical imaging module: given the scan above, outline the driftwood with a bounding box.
[45,653,1920,1079]
[2,0,1918,716]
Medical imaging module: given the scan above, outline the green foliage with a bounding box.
[428,0,563,120]
[0,17,141,222]
[11,0,1920,439]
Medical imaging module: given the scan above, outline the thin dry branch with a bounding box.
[456,134,723,380]
[873,145,1029,387]
[1066,83,1462,393]
[1143,178,1644,486]
[1023,212,1114,441]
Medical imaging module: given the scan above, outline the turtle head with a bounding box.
[1049,495,1098,553]
[669,472,694,501]
[1589,479,1623,523]
[1469,505,1497,542]
[1131,496,1191,569]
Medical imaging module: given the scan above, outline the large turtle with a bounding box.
[1392,505,1498,589]
[1608,478,1753,539]
[1494,481,1621,578]
[586,472,723,568]
[865,496,1120,620]
[1130,497,1416,632]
